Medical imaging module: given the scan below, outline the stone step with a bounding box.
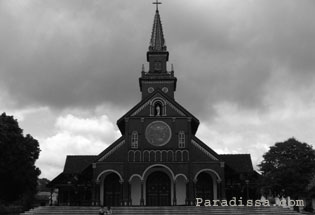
[21,206,301,215]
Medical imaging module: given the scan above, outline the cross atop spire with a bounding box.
[149,1,166,52]
[153,0,162,11]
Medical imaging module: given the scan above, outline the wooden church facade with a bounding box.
[50,5,258,207]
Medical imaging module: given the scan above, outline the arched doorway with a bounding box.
[196,172,213,200]
[146,171,171,206]
[103,173,121,206]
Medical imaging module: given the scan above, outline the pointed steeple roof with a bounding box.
[149,9,167,51]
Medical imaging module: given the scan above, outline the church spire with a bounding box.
[149,1,167,51]
[140,1,176,100]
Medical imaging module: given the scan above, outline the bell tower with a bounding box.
[139,1,177,99]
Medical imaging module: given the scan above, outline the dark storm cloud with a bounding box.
[0,0,151,109]
[166,0,315,119]
[1,0,315,120]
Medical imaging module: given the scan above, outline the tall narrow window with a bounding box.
[131,131,138,149]
[178,131,185,148]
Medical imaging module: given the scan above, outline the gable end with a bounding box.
[131,100,151,116]
[130,93,185,117]
[192,139,218,161]
[98,140,125,162]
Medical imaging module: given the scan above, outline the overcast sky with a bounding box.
[1,0,315,180]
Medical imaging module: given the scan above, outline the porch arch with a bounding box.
[96,169,123,182]
[194,169,221,182]
[193,169,221,201]
[141,164,175,181]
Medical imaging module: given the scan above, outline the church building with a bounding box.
[49,3,258,207]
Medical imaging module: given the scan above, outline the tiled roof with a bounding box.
[220,154,254,173]
[63,155,96,174]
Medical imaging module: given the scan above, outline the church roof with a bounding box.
[149,9,167,51]
[95,136,125,162]
[220,154,254,173]
[192,136,220,160]
[48,155,96,187]
[63,155,97,174]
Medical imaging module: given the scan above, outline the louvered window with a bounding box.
[131,131,138,149]
[178,131,185,148]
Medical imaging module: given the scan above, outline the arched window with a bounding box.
[178,131,185,148]
[131,131,138,149]
[150,97,166,116]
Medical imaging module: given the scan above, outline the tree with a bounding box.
[0,113,41,205]
[259,138,315,199]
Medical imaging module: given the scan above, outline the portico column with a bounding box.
[185,182,189,205]
[173,181,177,205]
[217,179,222,200]
[95,180,100,206]
[140,180,144,206]
[120,180,124,206]
[188,180,194,206]
[221,179,226,199]
[50,188,53,206]
[128,182,131,206]
[122,180,129,206]
[219,162,226,200]
[91,182,95,206]
[192,179,197,205]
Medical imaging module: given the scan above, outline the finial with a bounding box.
[153,0,162,11]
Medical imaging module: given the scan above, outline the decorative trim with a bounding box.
[128,150,141,162]
[131,100,151,116]
[142,81,174,84]
[165,100,185,116]
[127,149,189,163]
[191,140,218,161]
[99,140,125,161]
[143,149,174,162]
[175,150,189,162]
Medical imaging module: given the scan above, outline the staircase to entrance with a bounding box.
[21,206,303,215]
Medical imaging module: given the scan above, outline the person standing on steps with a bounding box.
[106,206,112,215]
[99,206,105,215]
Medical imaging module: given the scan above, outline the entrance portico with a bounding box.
[97,164,223,206]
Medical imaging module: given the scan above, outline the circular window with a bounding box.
[148,87,154,93]
[162,87,169,93]
[145,121,172,146]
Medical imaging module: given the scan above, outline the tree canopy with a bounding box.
[259,138,315,198]
[0,113,41,204]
